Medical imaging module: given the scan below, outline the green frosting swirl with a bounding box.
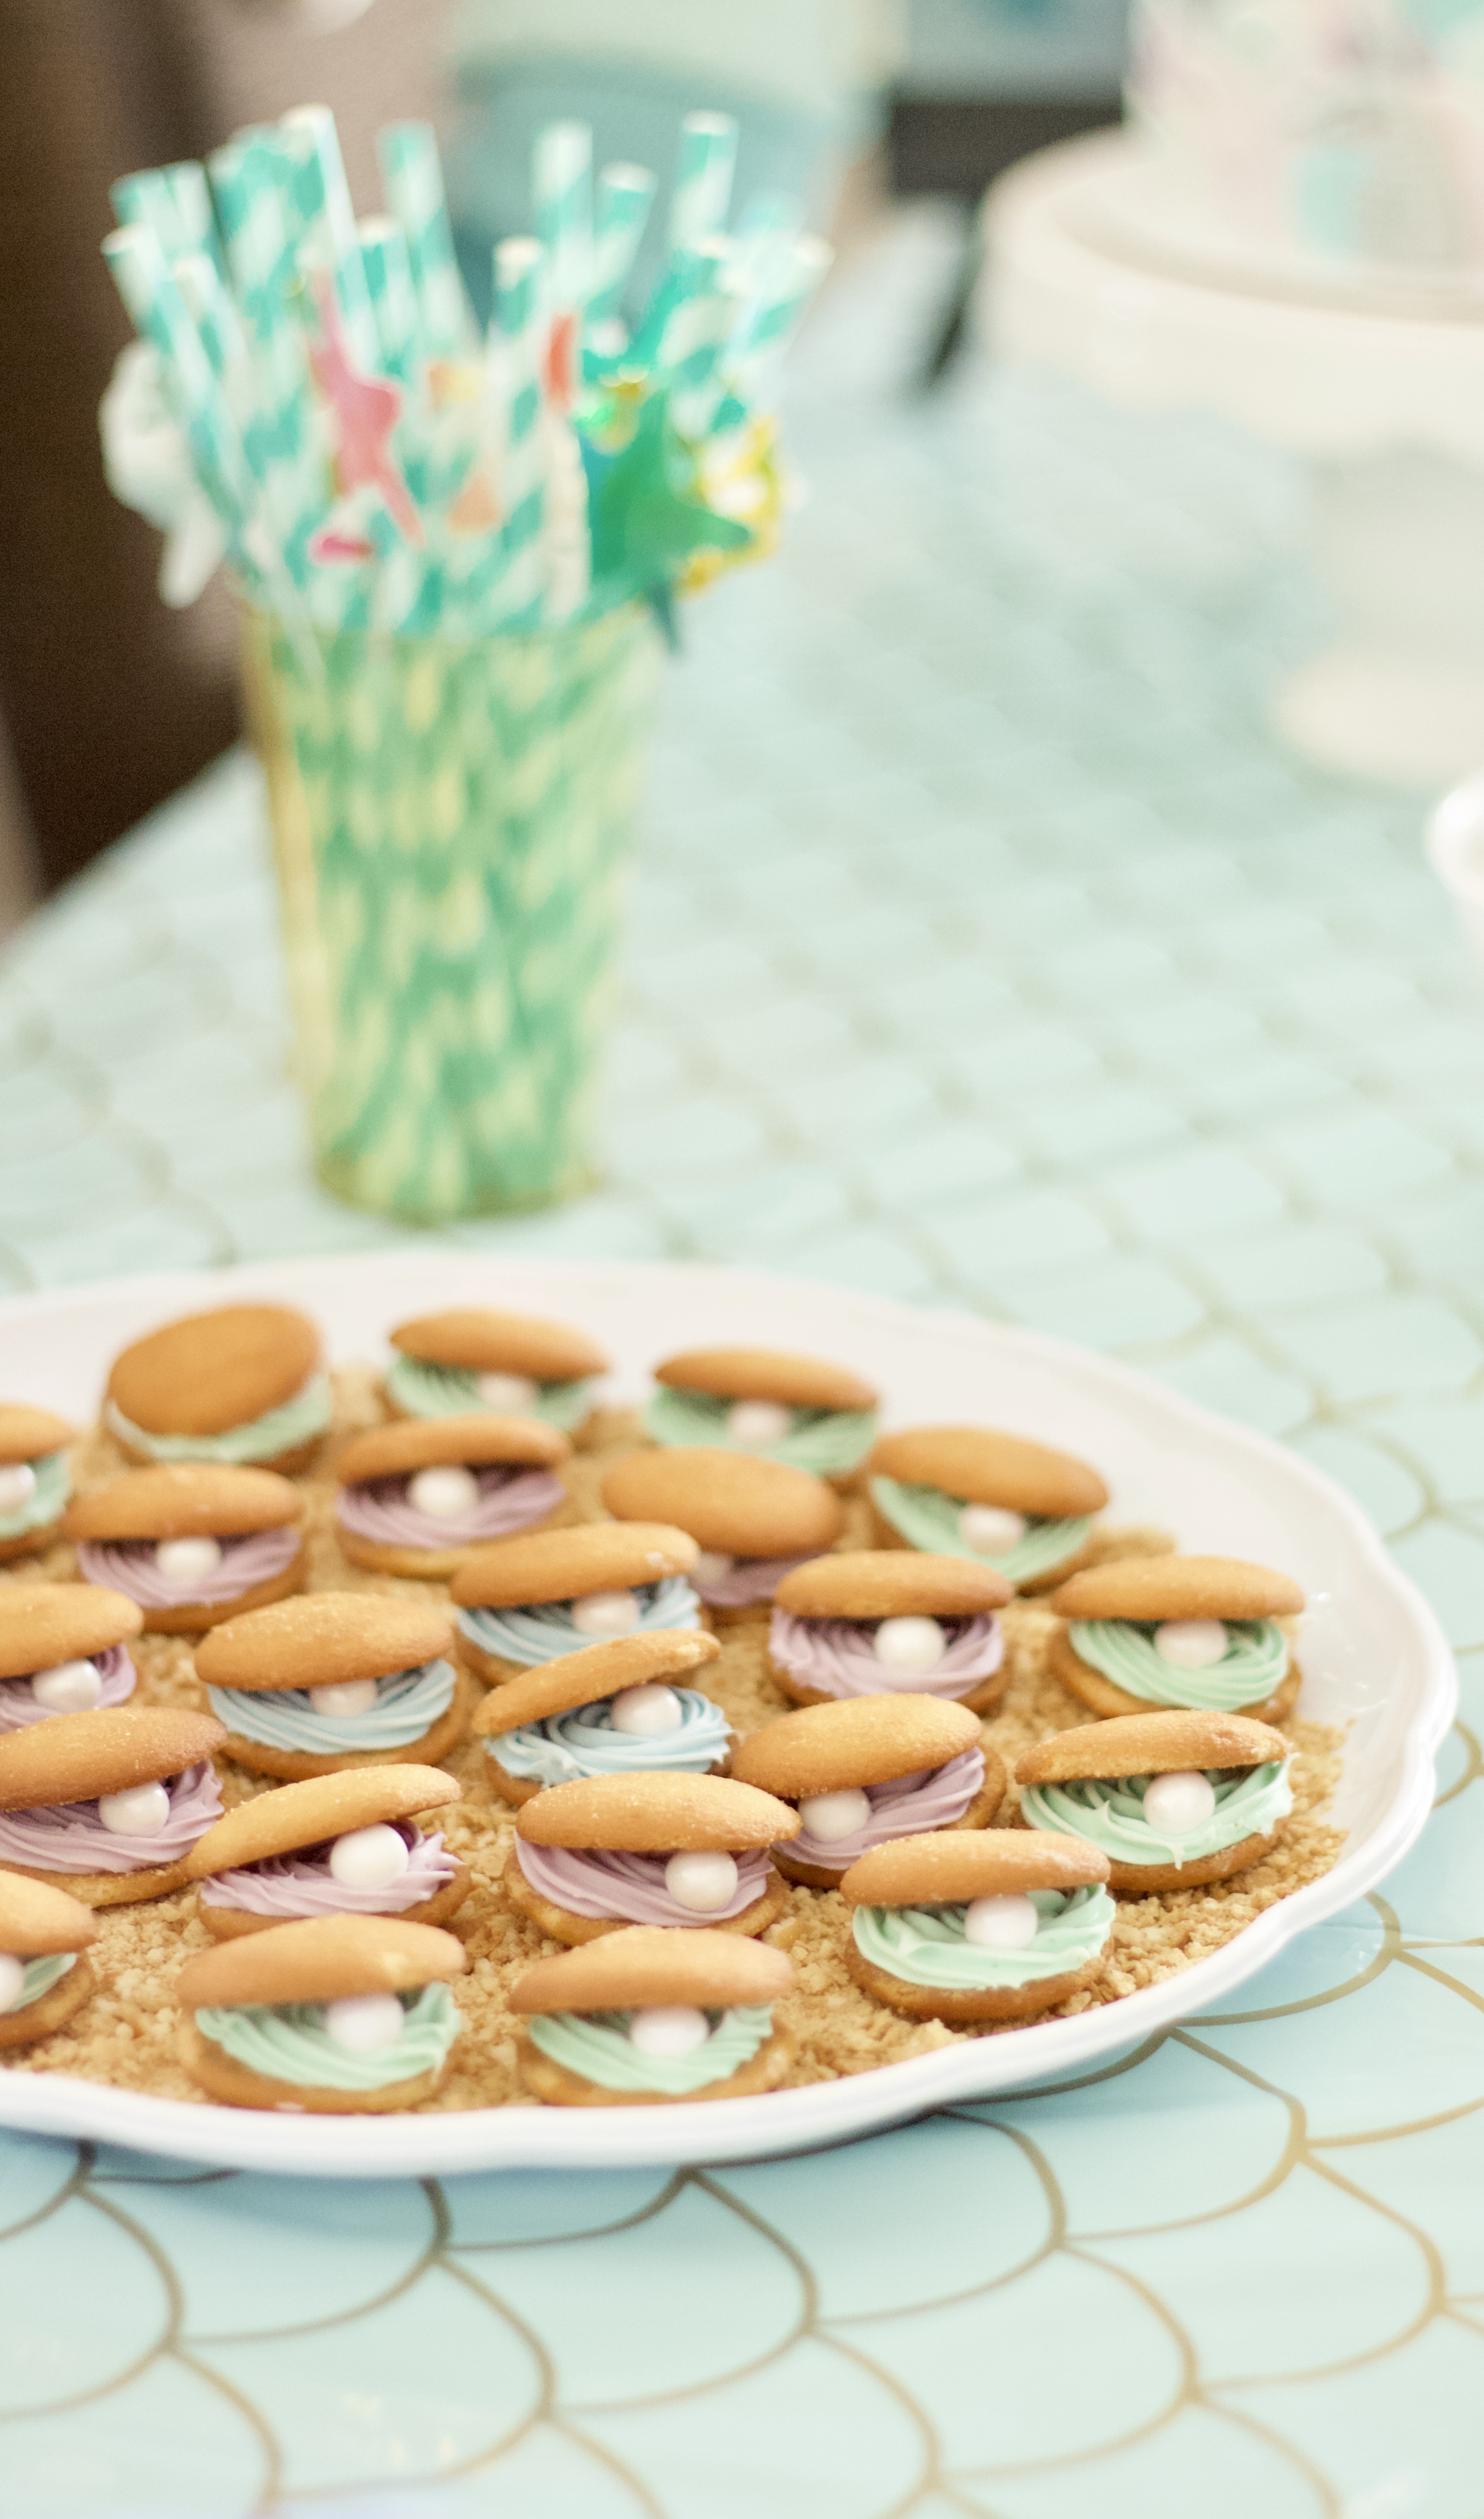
[386,1355,593,1432]
[1020,1762,1293,1868]
[526,2005,774,2094]
[0,1450,70,1542]
[853,1884,1114,1991]
[105,1376,331,1466]
[870,1477,1090,1584]
[194,1981,458,2090]
[1069,1619,1288,1711]
[4,1952,76,2014]
[646,1386,877,1477]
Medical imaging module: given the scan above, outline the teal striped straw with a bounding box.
[356,214,419,383]
[711,233,833,435]
[378,122,475,361]
[103,226,256,582]
[667,113,737,252]
[112,162,224,280]
[207,130,329,605]
[587,163,656,335]
[488,235,548,630]
[279,105,379,374]
[534,120,591,360]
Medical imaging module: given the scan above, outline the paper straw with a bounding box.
[103,226,254,572]
[378,122,475,360]
[279,105,379,373]
[667,113,737,252]
[112,162,223,279]
[489,236,548,628]
[711,233,833,433]
[588,163,656,328]
[666,238,741,438]
[534,120,591,393]
[356,214,420,383]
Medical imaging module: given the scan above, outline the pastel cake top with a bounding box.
[195,1594,455,1695]
[107,1305,321,1439]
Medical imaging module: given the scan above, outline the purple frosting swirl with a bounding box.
[199,1821,459,1917]
[0,1643,136,1733]
[514,1837,773,1925]
[75,1526,301,1611]
[769,1610,1005,1700]
[695,1554,814,1610]
[0,1760,223,1874]
[788,1750,986,1870]
[336,1467,564,1551]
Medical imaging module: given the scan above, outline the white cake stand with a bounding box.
[983,131,1484,787]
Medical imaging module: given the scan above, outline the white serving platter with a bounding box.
[0,1251,1455,2175]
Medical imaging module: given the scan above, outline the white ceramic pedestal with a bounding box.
[984,133,1484,787]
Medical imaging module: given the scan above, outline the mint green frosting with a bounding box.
[104,1375,331,1466]
[4,1952,77,2014]
[1020,1762,1293,1868]
[1069,1619,1289,1712]
[386,1355,593,1432]
[526,2005,773,2094]
[853,1884,1114,1991]
[0,1450,70,1541]
[646,1386,877,1477]
[870,1476,1090,1584]
[194,1981,458,2090]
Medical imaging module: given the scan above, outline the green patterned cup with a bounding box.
[242,604,662,1224]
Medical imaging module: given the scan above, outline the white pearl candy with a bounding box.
[327,1823,411,1889]
[97,1779,170,1836]
[1153,1619,1228,1670]
[663,1849,738,1913]
[963,1892,1040,1948]
[407,1464,479,1521]
[608,1683,683,1737]
[959,1503,1027,1555]
[692,1550,734,1586]
[155,1535,223,1586]
[323,1991,405,2052]
[628,2004,710,2057]
[1142,1770,1218,1833]
[570,1590,641,1640]
[0,1952,25,2011]
[798,1787,871,1843]
[872,1615,946,1675]
[31,1658,102,1713]
[726,1398,792,1451]
[309,1678,380,1717]
[476,1371,538,1412]
[0,1463,36,1516]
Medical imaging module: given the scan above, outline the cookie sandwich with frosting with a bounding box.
[0,1872,98,2047]
[176,1914,466,2113]
[452,1522,702,1687]
[383,1306,608,1441]
[505,1771,798,1944]
[195,1594,466,1780]
[768,1551,1013,1711]
[104,1302,330,1473]
[841,1829,1114,2022]
[513,1926,793,2106]
[68,1466,306,1632]
[646,1346,878,1486]
[184,1764,469,1938]
[869,1427,1110,1592]
[332,1415,571,1578]
[731,1695,1005,1888]
[0,1582,142,1730]
[0,1706,225,1904]
[1016,1710,1292,1891]
[603,1448,844,1622]
[0,1403,74,1561]
[472,1631,732,1805]
[1049,1556,1304,1724]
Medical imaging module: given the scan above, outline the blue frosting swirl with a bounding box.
[457,1579,701,1668]
[206,1659,457,1754]
[488,1688,731,1787]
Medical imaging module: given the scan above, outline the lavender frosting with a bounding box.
[769,1610,1005,1700]
[0,1760,222,1874]
[199,1821,459,1917]
[788,1750,986,1870]
[336,1467,564,1550]
[514,1837,773,1925]
[76,1526,301,1611]
[696,1554,814,1610]
[0,1643,136,1733]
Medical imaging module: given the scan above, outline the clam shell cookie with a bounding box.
[67,1465,307,1633]
[1048,1557,1305,1724]
[0,1581,143,1729]
[841,1829,1115,2023]
[184,1763,470,1938]
[0,1705,227,1904]
[732,1693,1007,1887]
[504,1770,799,1946]
[1016,1710,1293,1892]
[0,1871,99,2047]
[647,1345,879,1487]
[768,1551,1014,1712]
[0,1403,75,1562]
[512,1925,794,2106]
[384,1307,609,1445]
[104,1302,329,1474]
[452,1521,702,1687]
[332,1414,573,1579]
[471,1629,731,1805]
[176,1914,466,2113]
[867,1426,1109,1592]
[195,1593,467,1780]
[602,1448,844,1623]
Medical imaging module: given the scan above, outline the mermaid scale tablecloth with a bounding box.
[2,213,1482,2514]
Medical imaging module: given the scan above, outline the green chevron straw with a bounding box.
[356,214,420,384]
[588,163,656,333]
[489,235,549,631]
[104,226,253,566]
[534,120,591,360]
[279,106,379,375]
[112,162,224,281]
[377,122,476,360]
[667,112,737,251]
